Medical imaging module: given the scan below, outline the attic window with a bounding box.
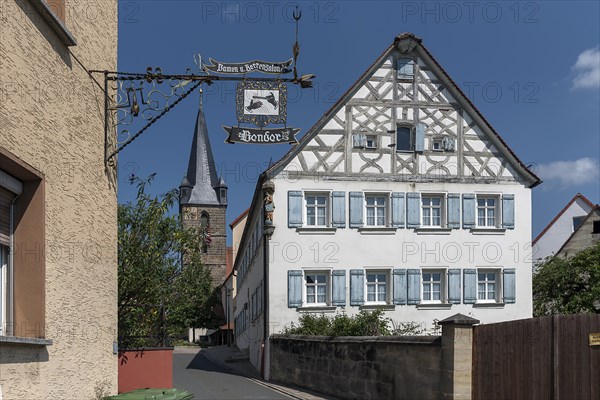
[397,58,414,79]
[365,135,378,149]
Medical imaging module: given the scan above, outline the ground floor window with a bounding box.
[478,270,498,302]
[305,273,328,305]
[422,270,444,302]
[366,272,387,303]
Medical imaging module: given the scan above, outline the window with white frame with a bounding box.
[305,193,328,227]
[305,273,328,305]
[365,195,387,226]
[422,270,444,302]
[422,195,443,227]
[431,138,442,151]
[477,270,499,302]
[477,196,499,227]
[366,272,388,303]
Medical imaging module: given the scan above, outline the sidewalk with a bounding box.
[197,345,338,400]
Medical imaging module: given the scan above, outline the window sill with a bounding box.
[297,306,338,313]
[31,0,77,46]
[0,336,53,346]
[358,227,397,235]
[296,227,338,235]
[472,302,505,308]
[359,304,395,311]
[470,228,506,235]
[414,227,452,235]
[416,303,453,310]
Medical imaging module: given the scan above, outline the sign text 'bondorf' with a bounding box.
[223,126,299,144]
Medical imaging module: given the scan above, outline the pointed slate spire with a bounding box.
[180,98,220,206]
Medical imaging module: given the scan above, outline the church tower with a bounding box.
[180,97,228,286]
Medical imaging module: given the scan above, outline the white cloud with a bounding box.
[538,158,599,187]
[572,46,600,89]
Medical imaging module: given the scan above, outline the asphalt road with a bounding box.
[173,349,294,400]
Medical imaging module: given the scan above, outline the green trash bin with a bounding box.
[104,388,194,400]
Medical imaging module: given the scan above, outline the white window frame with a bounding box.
[421,194,445,227]
[365,193,388,227]
[476,195,500,228]
[365,135,378,149]
[431,138,443,152]
[303,271,330,306]
[0,245,8,336]
[365,270,389,305]
[421,269,446,304]
[304,192,330,227]
[477,269,501,303]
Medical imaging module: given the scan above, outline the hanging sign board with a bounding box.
[223,126,299,144]
[204,58,293,75]
[590,333,600,346]
[236,81,287,127]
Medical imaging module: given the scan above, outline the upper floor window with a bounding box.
[397,58,415,80]
[365,135,378,149]
[365,195,387,227]
[396,126,412,152]
[306,194,328,227]
[477,197,498,227]
[422,195,443,227]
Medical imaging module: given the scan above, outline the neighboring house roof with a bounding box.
[266,32,541,188]
[533,193,595,245]
[229,207,250,230]
[180,100,221,205]
[555,205,600,257]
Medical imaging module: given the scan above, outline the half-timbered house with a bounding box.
[232,33,540,378]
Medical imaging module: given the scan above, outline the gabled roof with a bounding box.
[533,193,595,245]
[180,100,221,205]
[229,207,250,230]
[555,204,600,256]
[266,33,541,188]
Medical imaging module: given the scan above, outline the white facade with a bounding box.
[532,194,594,263]
[233,33,540,378]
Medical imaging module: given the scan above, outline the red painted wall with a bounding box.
[118,348,173,393]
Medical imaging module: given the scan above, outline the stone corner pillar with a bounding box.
[439,313,479,400]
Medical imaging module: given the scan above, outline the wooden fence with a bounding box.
[473,314,600,400]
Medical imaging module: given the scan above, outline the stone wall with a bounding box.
[270,335,443,400]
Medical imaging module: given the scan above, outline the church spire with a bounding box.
[180,96,221,206]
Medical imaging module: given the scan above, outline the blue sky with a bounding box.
[117,1,600,242]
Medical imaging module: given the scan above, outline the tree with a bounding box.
[118,175,218,347]
[533,242,600,316]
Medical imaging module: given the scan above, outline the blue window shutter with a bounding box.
[406,192,421,228]
[503,268,516,303]
[462,194,476,229]
[349,192,364,228]
[502,194,515,230]
[288,270,303,308]
[332,270,346,306]
[415,123,426,152]
[350,269,365,306]
[407,269,421,305]
[391,192,405,228]
[332,192,346,228]
[463,269,477,304]
[288,191,303,228]
[447,193,461,229]
[448,269,461,304]
[393,269,407,305]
